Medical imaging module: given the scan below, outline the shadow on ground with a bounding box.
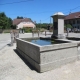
[13,49,38,72]
[7,43,11,46]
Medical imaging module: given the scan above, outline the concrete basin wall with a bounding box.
[16,38,78,72]
[16,38,40,64]
[40,45,77,72]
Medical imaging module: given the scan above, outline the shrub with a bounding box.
[0,26,3,29]
[23,28,32,33]
[11,25,17,29]
[3,29,11,33]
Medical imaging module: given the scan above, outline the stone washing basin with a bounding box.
[16,37,79,72]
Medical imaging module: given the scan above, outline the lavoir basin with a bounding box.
[66,37,80,46]
[16,37,79,73]
[67,37,80,41]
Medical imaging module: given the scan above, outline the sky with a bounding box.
[0,0,80,23]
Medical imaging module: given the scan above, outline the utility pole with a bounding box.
[50,17,51,26]
[69,9,71,14]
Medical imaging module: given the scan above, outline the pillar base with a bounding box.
[51,34,66,39]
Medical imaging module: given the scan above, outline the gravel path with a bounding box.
[0,43,80,80]
[0,33,80,80]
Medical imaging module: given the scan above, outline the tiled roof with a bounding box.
[65,12,80,20]
[13,18,34,25]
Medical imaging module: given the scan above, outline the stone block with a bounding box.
[16,38,78,72]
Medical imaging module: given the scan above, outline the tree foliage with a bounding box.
[65,24,72,28]
[0,12,13,29]
[17,16,24,19]
[11,25,17,29]
[36,23,52,29]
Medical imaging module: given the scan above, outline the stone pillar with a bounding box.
[10,30,14,46]
[10,30,19,46]
[32,30,34,37]
[38,30,39,37]
[51,12,66,39]
[45,30,46,36]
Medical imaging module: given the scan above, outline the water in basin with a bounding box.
[26,38,67,46]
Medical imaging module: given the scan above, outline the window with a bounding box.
[78,26,79,29]
[73,20,75,24]
[77,20,79,24]
[27,22,31,24]
[22,22,26,24]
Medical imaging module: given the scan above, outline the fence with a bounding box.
[0,29,20,33]
[0,29,3,33]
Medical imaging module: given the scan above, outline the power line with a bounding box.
[35,5,80,22]
[42,17,50,21]
[70,6,80,12]
[64,5,80,14]
[0,0,33,5]
[2,9,70,16]
[42,5,80,22]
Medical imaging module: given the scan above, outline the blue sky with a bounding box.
[0,0,80,23]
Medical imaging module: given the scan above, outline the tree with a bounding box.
[0,12,6,17]
[8,18,13,28]
[0,16,8,29]
[0,12,13,29]
[64,24,73,32]
[11,25,16,29]
[65,24,72,29]
[36,23,51,29]
[17,16,23,19]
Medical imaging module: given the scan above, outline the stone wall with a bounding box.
[16,38,78,72]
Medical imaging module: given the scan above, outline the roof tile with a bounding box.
[13,18,34,25]
[65,12,80,20]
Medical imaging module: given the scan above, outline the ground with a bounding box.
[0,32,80,80]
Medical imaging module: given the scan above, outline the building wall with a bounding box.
[17,22,36,29]
[65,18,80,29]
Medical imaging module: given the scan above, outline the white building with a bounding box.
[13,18,36,29]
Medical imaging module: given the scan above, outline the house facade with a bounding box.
[13,18,36,29]
[64,12,80,29]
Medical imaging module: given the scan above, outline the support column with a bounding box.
[51,12,66,39]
